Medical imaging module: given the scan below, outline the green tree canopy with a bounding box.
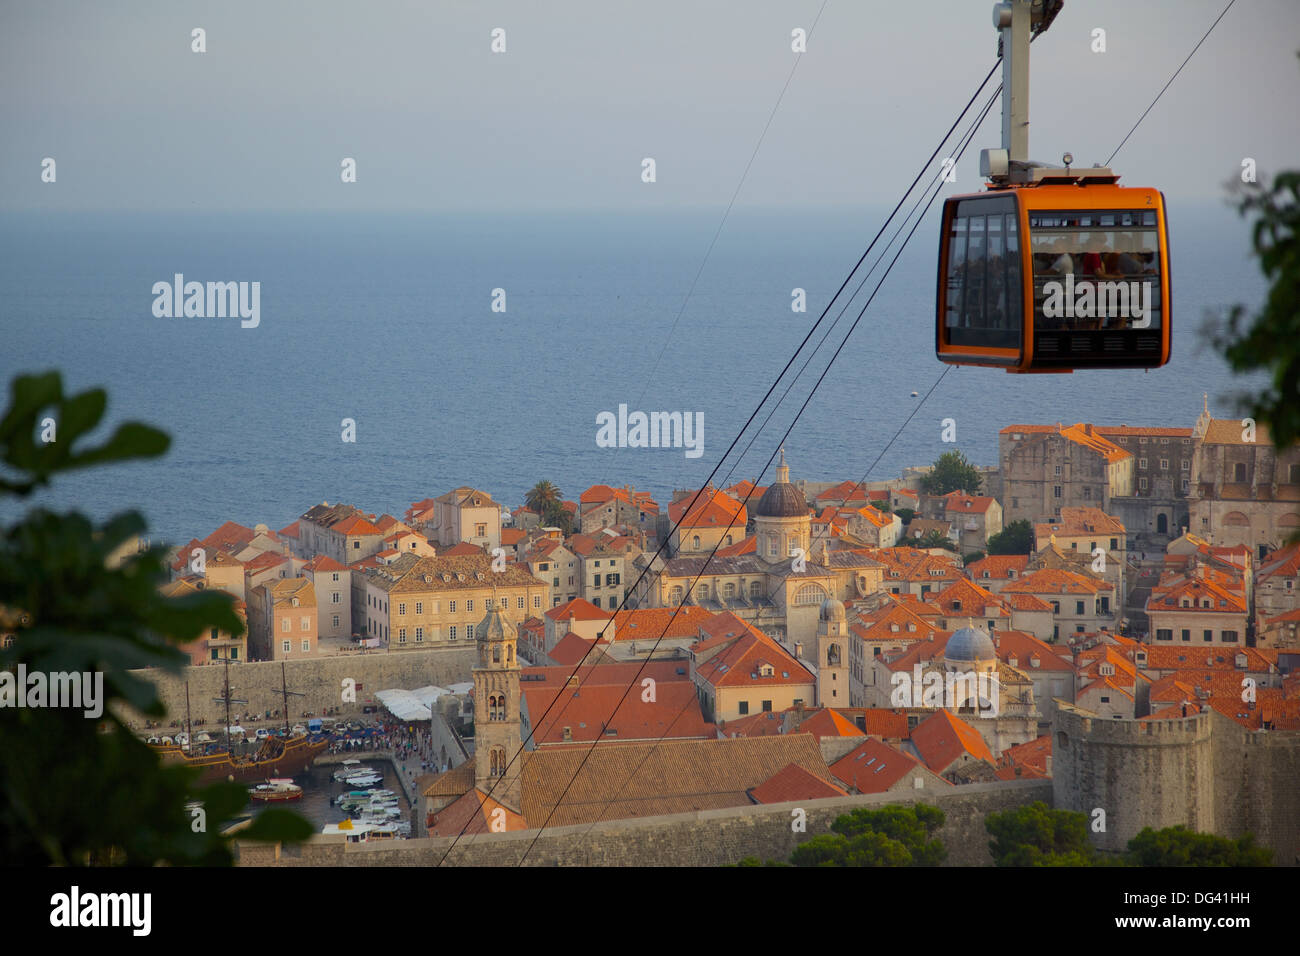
[986,801,1098,866]
[0,372,312,865]
[1126,825,1272,867]
[1212,162,1300,450]
[919,450,982,496]
[525,480,561,515]
[987,519,1034,555]
[789,803,947,867]
[899,529,958,552]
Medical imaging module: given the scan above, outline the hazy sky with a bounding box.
[2,0,1297,211]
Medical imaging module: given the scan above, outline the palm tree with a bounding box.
[525,480,561,515]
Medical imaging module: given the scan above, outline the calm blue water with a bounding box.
[0,204,1267,544]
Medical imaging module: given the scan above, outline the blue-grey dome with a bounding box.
[820,598,846,623]
[946,624,996,663]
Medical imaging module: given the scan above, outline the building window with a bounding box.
[449,601,456,613]
[517,596,525,609]
[416,627,424,642]
[281,618,290,633]
[332,614,340,627]
[301,616,310,631]
[1076,601,1085,615]
[1181,629,1191,642]
[1053,486,1062,499]
[693,535,701,550]
[415,602,423,614]
[302,639,310,652]
[466,600,474,612]
[762,700,773,712]
[738,701,749,715]
[449,626,457,640]
[533,595,541,609]
[466,624,475,640]
[1204,629,1214,643]
[1054,465,1062,475]
[399,627,406,641]
[282,640,291,653]
[1139,458,1147,468]
[1223,630,1239,643]
[1139,477,1148,491]
[398,603,406,616]
[353,541,360,549]
[1156,629,1172,641]
[332,572,340,582]
[1160,459,1169,471]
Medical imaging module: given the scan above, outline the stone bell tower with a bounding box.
[473,599,523,812]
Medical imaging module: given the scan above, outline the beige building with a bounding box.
[943,493,1003,553]
[1034,507,1127,595]
[1000,423,1135,526]
[1256,544,1300,624]
[160,578,248,664]
[408,488,502,550]
[567,532,633,611]
[1145,565,1248,648]
[303,554,352,642]
[522,536,580,608]
[1188,407,1300,557]
[248,577,319,661]
[361,552,546,651]
[1002,567,1118,641]
[690,612,816,724]
[298,503,386,565]
[667,487,748,557]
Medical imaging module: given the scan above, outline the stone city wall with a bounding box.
[237,778,1052,867]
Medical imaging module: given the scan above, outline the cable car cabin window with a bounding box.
[1028,210,1162,333]
[944,197,1021,349]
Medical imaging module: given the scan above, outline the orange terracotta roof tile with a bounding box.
[748,762,847,804]
[830,737,929,793]
[909,710,993,773]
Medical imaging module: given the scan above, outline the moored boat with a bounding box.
[248,778,303,802]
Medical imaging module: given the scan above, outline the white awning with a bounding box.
[374,688,431,722]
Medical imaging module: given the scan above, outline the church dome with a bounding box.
[819,598,846,623]
[756,448,806,518]
[946,624,996,663]
[756,482,806,518]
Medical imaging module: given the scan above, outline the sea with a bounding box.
[0,203,1269,545]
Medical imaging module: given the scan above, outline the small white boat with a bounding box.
[344,773,383,788]
[331,759,365,782]
[322,820,405,843]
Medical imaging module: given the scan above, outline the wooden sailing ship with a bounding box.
[152,659,327,784]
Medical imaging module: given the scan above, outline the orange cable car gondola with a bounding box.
[936,0,1171,373]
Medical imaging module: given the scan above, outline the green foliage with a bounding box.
[525,480,562,516]
[900,529,957,552]
[1126,825,1272,867]
[919,450,982,496]
[789,803,946,867]
[963,550,985,566]
[733,855,791,867]
[987,519,1034,556]
[0,372,312,865]
[1211,164,1300,450]
[986,801,1098,866]
[895,507,916,524]
[869,499,892,513]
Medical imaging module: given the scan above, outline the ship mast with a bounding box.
[212,657,248,757]
[280,661,306,736]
